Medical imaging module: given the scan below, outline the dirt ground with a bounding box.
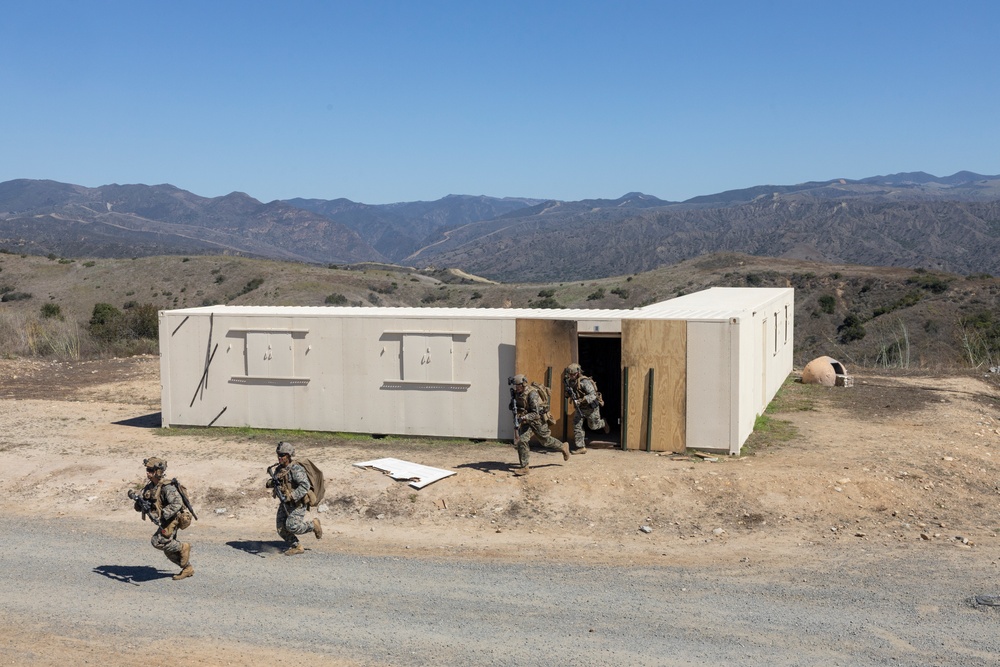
[4,354,1000,567]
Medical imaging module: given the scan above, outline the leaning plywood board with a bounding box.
[621,319,686,452]
[515,319,577,439]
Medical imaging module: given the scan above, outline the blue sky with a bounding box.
[2,1,998,204]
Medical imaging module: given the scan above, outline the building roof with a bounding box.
[163,287,792,324]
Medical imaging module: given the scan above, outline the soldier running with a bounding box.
[563,363,610,454]
[509,374,570,475]
[266,441,322,555]
[128,457,195,580]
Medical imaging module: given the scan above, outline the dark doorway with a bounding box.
[574,335,621,446]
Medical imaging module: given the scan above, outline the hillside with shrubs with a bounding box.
[2,250,999,370]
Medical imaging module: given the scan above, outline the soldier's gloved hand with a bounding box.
[265,478,274,488]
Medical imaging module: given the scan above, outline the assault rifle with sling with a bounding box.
[508,386,522,431]
[267,463,289,504]
[128,489,155,522]
[566,385,582,408]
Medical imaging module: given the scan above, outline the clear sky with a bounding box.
[2,1,998,205]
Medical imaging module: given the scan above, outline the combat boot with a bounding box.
[561,442,571,461]
[172,564,194,580]
[603,421,611,434]
[313,518,323,539]
[179,542,191,568]
[511,466,530,476]
[572,447,587,455]
[284,543,305,556]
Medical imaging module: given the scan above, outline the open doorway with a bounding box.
[570,334,621,448]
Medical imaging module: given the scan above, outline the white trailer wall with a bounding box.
[160,309,520,439]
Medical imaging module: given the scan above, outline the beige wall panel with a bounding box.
[621,319,686,452]
[685,321,732,451]
[515,319,577,437]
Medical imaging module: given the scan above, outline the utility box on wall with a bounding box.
[159,287,793,455]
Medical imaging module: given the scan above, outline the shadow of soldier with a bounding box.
[454,460,522,474]
[93,564,173,585]
[226,539,288,558]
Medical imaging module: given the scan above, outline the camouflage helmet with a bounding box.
[510,374,527,386]
[276,441,295,456]
[143,456,166,472]
[565,363,582,376]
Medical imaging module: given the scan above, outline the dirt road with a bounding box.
[3,356,1000,664]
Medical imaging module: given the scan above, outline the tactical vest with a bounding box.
[143,479,193,530]
[273,461,324,508]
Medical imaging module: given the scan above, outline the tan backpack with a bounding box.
[529,382,556,425]
[297,458,326,508]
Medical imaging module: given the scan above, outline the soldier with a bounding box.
[509,374,570,475]
[564,362,610,454]
[266,441,322,555]
[128,457,195,580]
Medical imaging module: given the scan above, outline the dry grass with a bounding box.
[3,251,1000,367]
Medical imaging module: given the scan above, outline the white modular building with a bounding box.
[158,287,793,455]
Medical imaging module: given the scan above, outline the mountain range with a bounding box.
[2,172,999,281]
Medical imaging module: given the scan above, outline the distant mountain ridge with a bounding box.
[1,172,999,281]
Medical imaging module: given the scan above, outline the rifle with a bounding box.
[508,388,522,432]
[170,478,199,521]
[267,463,289,504]
[128,489,156,523]
[566,385,581,408]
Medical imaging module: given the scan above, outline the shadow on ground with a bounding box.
[227,539,289,558]
[93,564,173,585]
[113,412,162,428]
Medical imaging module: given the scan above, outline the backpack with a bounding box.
[530,382,551,411]
[167,478,197,529]
[297,459,326,508]
[529,382,556,424]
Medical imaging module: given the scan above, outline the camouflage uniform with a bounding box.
[130,457,193,580]
[268,442,321,554]
[565,365,608,452]
[511,376,569,471]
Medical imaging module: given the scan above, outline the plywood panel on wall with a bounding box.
[621,319,686,452]
[515,319,577,438]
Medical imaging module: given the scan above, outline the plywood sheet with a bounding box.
[621,319,686,452]
[354,457,457,489]
[515,319,577,438]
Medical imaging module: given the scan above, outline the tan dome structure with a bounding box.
[801,356,847,386]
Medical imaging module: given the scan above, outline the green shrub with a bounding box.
[818,295,835,314]
[906,273,950,294]
[529,296,562,309]
[325,293,348,305]
[41,303,62,319]
[89,302,159,343]
[837,313,866,343]
[587,287,605,301]
[238,277,264,296]
[1,291,31,302]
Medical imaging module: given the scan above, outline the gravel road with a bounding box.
[3,517,999,666]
